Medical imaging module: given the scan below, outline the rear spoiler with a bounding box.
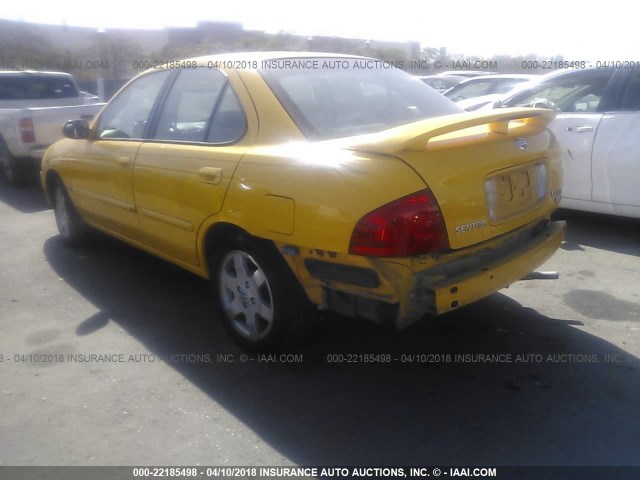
[347,108,556,155]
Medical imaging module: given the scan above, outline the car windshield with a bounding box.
[446,81,495,101]
[260,58,462,140]
[501,72,612,112]
[446,79,528,101]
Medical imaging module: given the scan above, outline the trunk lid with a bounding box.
[347,108,560,250]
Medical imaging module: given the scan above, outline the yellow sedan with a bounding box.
[41,52,565,350]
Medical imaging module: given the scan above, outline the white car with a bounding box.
[444,74,538,103]
[499,68,640,218]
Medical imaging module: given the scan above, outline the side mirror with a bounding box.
[63,120,90,139]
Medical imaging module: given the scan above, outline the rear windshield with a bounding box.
[260,58,462,140]
[0,74,79,100]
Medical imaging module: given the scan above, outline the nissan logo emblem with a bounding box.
[515,138,528,151]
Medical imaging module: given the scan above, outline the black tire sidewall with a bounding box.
[53,181,85,246]
[0,142,25,187]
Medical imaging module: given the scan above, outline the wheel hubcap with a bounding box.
[219,250,274,341]
[54,188,71,238]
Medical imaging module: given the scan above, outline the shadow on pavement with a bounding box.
[0,180,50,214]
[43,233,640,466]
[554,209,640,257]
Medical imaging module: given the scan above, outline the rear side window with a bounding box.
[96,70,172,140]
[206,86,246,143]
[0,77,24,99]
[0,74,79,100]
[618,72,640,111]
[29,76,79,99]
[153,67,246,144]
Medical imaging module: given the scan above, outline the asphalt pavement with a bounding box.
[0,181,639,467]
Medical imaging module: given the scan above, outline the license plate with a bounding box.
[485,165,540,223]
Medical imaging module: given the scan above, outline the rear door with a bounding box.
[591,70,640,208]
[133,68,255,266]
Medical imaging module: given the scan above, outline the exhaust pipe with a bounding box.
[521,271,559,280]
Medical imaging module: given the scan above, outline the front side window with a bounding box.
[261,59,461,140]
[95,70,172,139]
[153,67,246,144]
[504,72,612,113]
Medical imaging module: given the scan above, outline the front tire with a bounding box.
[52,181,87,246]
[211,236,312,351]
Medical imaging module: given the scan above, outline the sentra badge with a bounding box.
[455,219,487,234]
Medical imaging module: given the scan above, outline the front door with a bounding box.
[65,69,173,238]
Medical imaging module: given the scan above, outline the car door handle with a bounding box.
[198,167,223,184]
[116,156,132,167]
[567,126,593,133]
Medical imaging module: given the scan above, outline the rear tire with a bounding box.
[0,142,27,187]
[52,181,87,246]
[210,235,312,351]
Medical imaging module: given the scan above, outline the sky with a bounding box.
[1,0,634,60]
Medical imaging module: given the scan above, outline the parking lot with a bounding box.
[1,181,639,466]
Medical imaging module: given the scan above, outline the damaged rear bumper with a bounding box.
[281,219,565,330]
[398,220,565,328]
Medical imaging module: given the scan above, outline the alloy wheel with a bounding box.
[219,250,275,341]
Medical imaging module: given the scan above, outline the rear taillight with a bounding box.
[19,118,35,143]
[349,189,449,257]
